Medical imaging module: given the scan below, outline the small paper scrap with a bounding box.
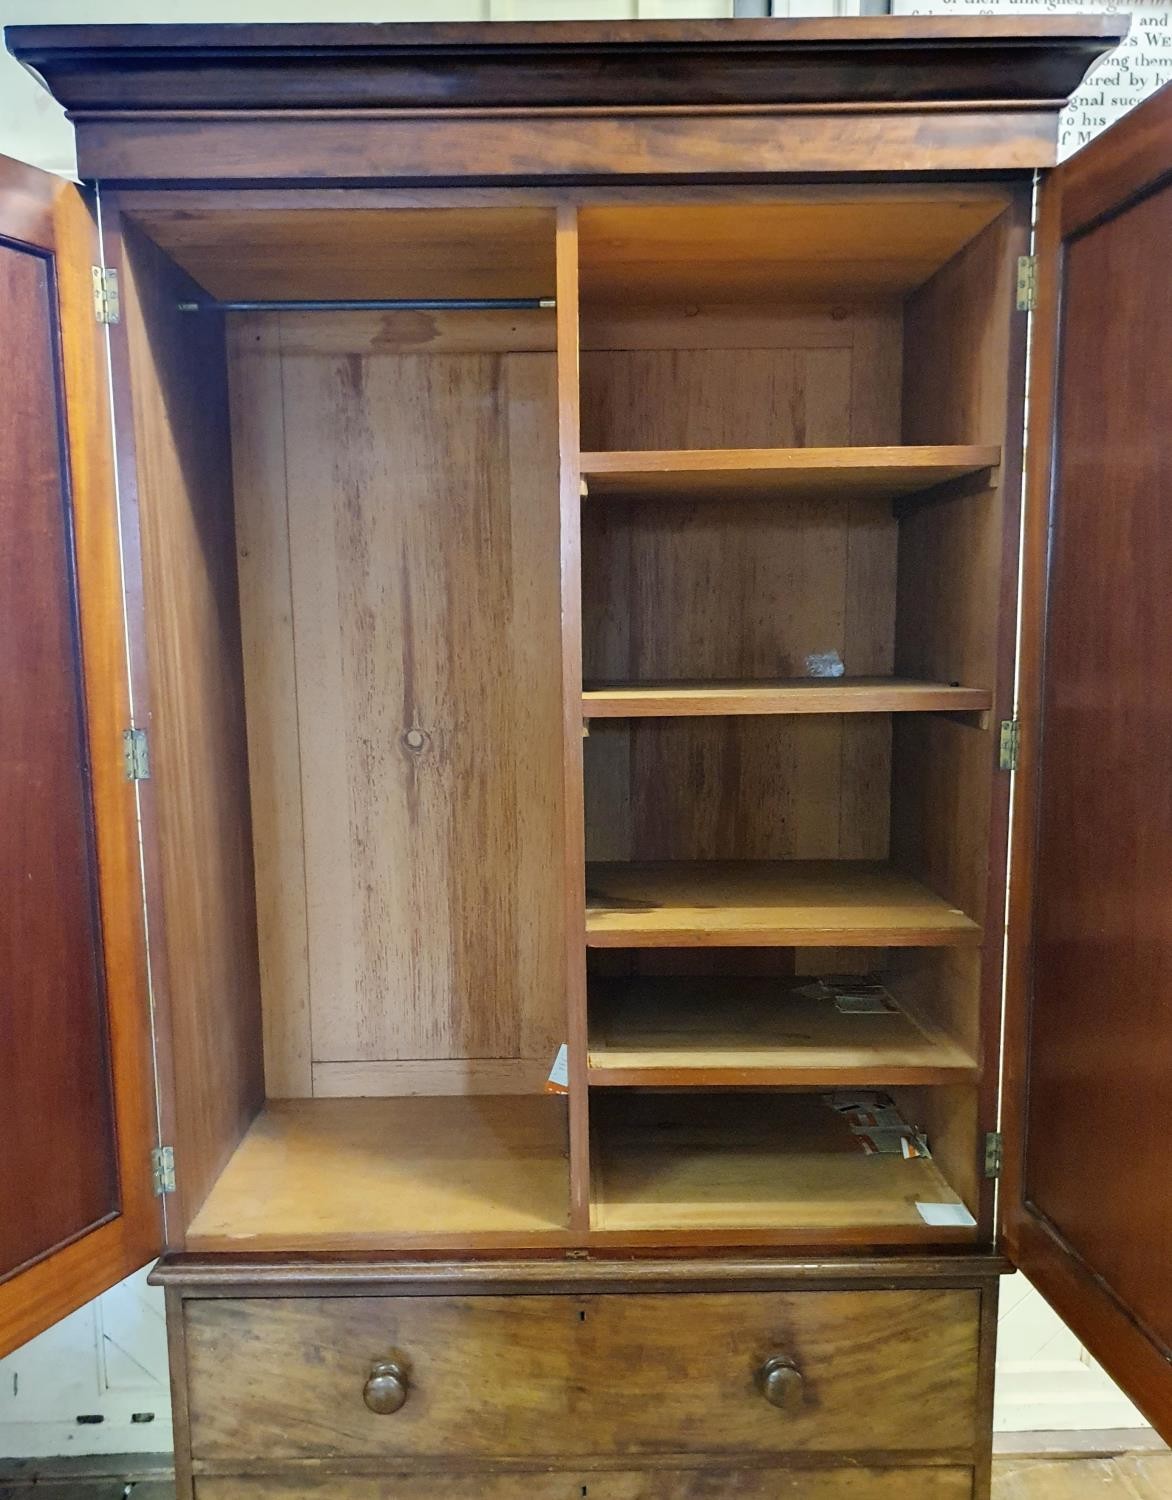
[834,991,897,1015]
[915,1202,977,1228]
[854,1130,909,1156]
[805,650,845,678]
[545,1042,569,1094]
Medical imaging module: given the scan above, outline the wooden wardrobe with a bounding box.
[2,18,1170,1498]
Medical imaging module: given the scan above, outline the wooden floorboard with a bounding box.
[992,1453,1172,1498]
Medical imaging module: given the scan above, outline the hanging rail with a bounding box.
[177,296,556,313]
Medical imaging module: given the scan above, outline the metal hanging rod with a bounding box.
[176,296,555,313]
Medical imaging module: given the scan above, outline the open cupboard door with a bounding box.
[0,155,160,1356]
[1004,83,1172,1440]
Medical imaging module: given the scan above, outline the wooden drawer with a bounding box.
[183,1289,980,1461]
[194,1471,974,1499]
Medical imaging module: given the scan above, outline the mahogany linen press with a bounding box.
[2,18,1170,1498]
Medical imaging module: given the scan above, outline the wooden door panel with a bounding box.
[1028,179,1172,1345]
[0,226,118,1276]
[0,155,159,1356]
[1005,82,1172,1438]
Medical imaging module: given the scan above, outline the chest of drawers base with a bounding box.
[156,1255,1003,1500]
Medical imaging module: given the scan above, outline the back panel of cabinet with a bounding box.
[228,314,564,1100]
[581,302,899,870]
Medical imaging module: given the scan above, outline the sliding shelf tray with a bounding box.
[585,860,981,948]
[587,976,979,1088]
[583,676,992,718]
[579,444,1000,503]
[590,1092,977,1244]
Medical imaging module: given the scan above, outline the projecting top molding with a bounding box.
[6,18,1129,182]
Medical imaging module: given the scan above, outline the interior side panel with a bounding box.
[117,218,265,1235]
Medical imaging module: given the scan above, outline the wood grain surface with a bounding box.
[579,196,1009,304]
[590,1093,973,1240]
[0,166,159,1356]
[115,221,266,1234]
[1003,85,1172,1446]
[581,446,999,502]
[182,1286,979,1460]
[586,861,981,948]
[583,677,990,718]
[587,976,978,1087]
[580,303,902,871]
[0,227,118,1278]
[228,319,565,1087]
[1024,166,1172,1368]
[184,1097,570,1251]
[122,205,556,302]
[193,1470,975,1499]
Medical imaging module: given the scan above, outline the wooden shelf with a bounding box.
[587,977,979,1088]
[579,445,1000,503]
[590,1093,977,1243]
[583,676,992,719]
[585,861,981,949]
[185,1096,571,1252]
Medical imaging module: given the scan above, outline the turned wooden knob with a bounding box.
[758,1354,804,1411]
[363,1358,408,1414]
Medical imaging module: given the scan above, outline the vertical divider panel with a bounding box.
[227,313,313,1099]
[556,204,591,1229]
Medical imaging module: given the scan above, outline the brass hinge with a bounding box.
[1016,255,1038,312]
[151,1145,176,1196]
[123,727,151,781]
[984,1131,1004,1180]
[91,265,120,324]
[999,718,1020,771]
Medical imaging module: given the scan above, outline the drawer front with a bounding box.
[184,1289,979,1461]
[194,1470,973,1500]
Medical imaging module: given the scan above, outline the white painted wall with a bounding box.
[0,0,1158,1460]
[0,1267,170,1459]
[996,1273,1149,1433]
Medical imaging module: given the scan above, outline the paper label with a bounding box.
[915,1201,977,1228]
[545,1043,569,1094]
